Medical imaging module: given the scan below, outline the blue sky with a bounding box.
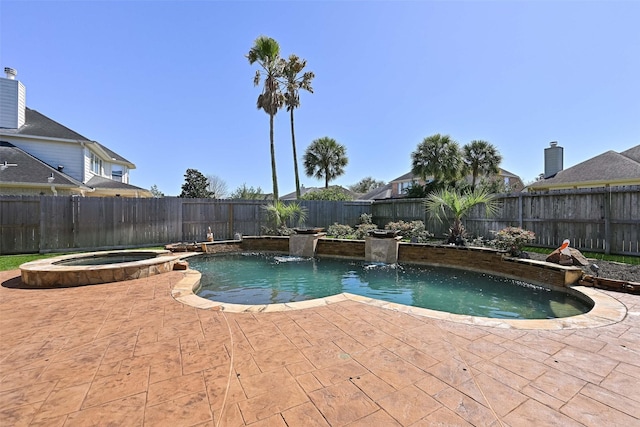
[1,0,638,197]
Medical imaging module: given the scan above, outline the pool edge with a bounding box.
[171,268,627,330]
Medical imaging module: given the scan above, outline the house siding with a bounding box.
[0,78,25,128]
[7,137,84,181]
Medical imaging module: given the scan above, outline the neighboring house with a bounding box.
[527,143,640,191]
[359,168,524,200]
[0,67,152,197]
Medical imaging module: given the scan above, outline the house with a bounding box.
[527,142,640,191]
[0,67,152,197]
[359,168,524,200]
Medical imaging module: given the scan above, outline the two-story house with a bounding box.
[359,169,524,200]
[0,67,151,197]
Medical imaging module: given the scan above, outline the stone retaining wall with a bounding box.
[211,237,583,288]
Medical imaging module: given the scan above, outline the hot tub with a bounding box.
[20,250,181,287]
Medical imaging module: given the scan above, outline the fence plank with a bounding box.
[1,187,638,256]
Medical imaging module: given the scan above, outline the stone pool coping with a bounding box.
[171,266,627,330]
[20,249,182,287]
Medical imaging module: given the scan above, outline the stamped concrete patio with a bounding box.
[1,268,639,426]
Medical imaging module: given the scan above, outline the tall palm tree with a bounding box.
[303,137,348,188]
[463,140,502,190]
[411,134,463,187]
[283,55,315,199]
[247,36,285,200]
[425,188,501,244]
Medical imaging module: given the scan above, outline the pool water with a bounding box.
[191,253,593,319]
[54,253,156,266]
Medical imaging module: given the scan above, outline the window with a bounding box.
[90,152,102,175]
[398,181,413,193]
[112,167,123,182]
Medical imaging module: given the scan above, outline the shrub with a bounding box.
[354,223,377,239]
[326,223,354,238]
[492,227,536,256]
[300,187,353,201]
[261,201,308,236]
[384,220,432,242]
[358,213,373,225]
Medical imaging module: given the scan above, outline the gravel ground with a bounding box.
[524,251,640,283]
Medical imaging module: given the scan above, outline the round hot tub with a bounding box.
[20,250,181,287]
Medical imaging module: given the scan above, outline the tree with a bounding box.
[303,137,348,188]
[262,201,308,234]
[179,168,213,198]
[283,54,314,199]
[411,134,464,188]
[300,186,353,201]
[230,183,264,199]
[149,184,164,198]
[462,140,502,190]
[206,174,228,199]
[424,188,501,245]
[349,177,385,193]
[247,36,285,201]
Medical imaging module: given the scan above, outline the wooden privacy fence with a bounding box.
[0,196,372,255]
[1,187,638,255]
[463,186,640,256]
[371,186,640,256]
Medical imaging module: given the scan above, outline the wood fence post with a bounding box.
[228,203,234,239]
[604,188,611,255]
[518,194,523,229]
[38,195,45,253]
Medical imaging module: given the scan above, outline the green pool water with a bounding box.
[190,253,593,319]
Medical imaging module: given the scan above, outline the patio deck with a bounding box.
[1,269,639,426]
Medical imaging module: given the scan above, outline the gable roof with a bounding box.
[528,145,640,190]
[389,168,520,183]
[85,175,149,192]
[1,108,133,165]
[358,183,393,200]
[0,141,89,189]
[0,141,151,196]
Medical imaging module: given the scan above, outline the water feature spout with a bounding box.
[365,229,402,263]
[289,228,326,257]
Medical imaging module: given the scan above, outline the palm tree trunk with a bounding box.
[269,113,279,200]
[290,109,301,198]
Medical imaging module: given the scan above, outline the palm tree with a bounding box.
[262,201,308,234]
[463,140,502,190]
[303,137,348,188]
[283,55,315,199]
[411,134,463,188]
[247,36,285,200]
[425,188,501,245]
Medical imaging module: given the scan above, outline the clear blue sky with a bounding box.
[2,1,638,196]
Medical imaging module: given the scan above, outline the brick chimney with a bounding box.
[0,67,26,129]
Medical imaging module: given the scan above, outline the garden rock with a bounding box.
[546,247,589,266]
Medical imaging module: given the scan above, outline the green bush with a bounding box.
[492,226,536,256]
[354,223,377,239]
[300,187,353,201]
[261,201,308,236]
[385,220,432,242]
[326,223,354,238]
[358,213,373,225]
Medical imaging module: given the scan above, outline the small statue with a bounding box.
[206,226,214,242]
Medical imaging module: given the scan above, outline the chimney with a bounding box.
[544,141,563,178]
[4,67,17,79]
[0,67,26,129]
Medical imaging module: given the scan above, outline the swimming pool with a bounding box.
[190,253,593,319]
